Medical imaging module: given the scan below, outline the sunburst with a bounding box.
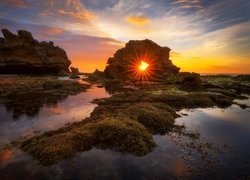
[126,50,160,82]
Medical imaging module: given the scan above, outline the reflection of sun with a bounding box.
[138,61,149,71]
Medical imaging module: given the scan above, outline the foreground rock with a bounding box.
[0,29,71,74]
[104,39,180,81]
[16,75,250,165]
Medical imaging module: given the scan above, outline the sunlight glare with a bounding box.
[138,61,149,71]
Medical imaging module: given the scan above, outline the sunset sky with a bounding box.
[0,0,249,73]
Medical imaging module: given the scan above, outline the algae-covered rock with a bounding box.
[89,118,156,156]
[20,117,156,165]
[21,133,76,165]
[179,72,202,91]
[233,75,250,82]
[125,103,176,134]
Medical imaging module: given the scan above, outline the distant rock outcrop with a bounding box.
[0,29,71,74]
[104,39,180,80]
[70,67,80,74]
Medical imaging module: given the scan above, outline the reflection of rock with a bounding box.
[70,67,80,74]
[104,39,180,81]
[0,77,90,119]
[2,92,66,119]
[0,29,71,74]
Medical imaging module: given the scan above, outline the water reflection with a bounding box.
[0,86,110,146]
[1,91,67,119]
[0,103,249,179]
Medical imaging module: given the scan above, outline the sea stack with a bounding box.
[0,29,71,74]
[104,39,180,80]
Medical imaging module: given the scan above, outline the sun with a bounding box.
[127,52,159,82]
[138,61,149,71]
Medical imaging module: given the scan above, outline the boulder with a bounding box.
[104,39,180,81]
[0,29,71,74]
[70,67,80,74]
[179,72,202,91]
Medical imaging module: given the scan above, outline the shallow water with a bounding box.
[0,87,249,179]
[0,80,110,146]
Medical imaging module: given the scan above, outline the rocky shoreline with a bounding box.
[0,32,249,168]
[0,76,90,118]
[2,74,247,165]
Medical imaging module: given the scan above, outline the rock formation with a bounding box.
[104,39,180,81]
[70,67,80,74]
[0,29,71,74]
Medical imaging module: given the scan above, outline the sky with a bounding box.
[0,0,249,73]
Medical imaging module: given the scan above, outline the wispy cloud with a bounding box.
[38,0,95,22]
[172,0,204,11]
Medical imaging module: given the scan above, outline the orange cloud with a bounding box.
[37,0,95,23]
[56,8,94,21]
[0,0,26,8]
[172,0,203,11]
[45,27,65,35]
[126,16,151,27]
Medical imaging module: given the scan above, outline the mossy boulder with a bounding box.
[89,118,156,156]
[125,103,176,134]
[20,117,156,165]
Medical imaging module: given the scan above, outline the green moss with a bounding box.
[21,133,76,165]
[123,103,176,134]
[16,75,247,166]
[20,117,155,165]
[150,87,188,96]
[89,118,156,156]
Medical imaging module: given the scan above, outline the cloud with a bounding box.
[0,19,123,72]
[37,0,95,22]
[125,16,151,26]
[0,0,26,8]
[172,0,204,11]
[0,0,105,37]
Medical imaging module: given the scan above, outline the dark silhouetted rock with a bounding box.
[58,70,70,76]
[69,74,80,79]
[233,75,250,82]
[179,72,202,91]
[70,67,80,74]
[0,29,71,74]
[104,39,180,81]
